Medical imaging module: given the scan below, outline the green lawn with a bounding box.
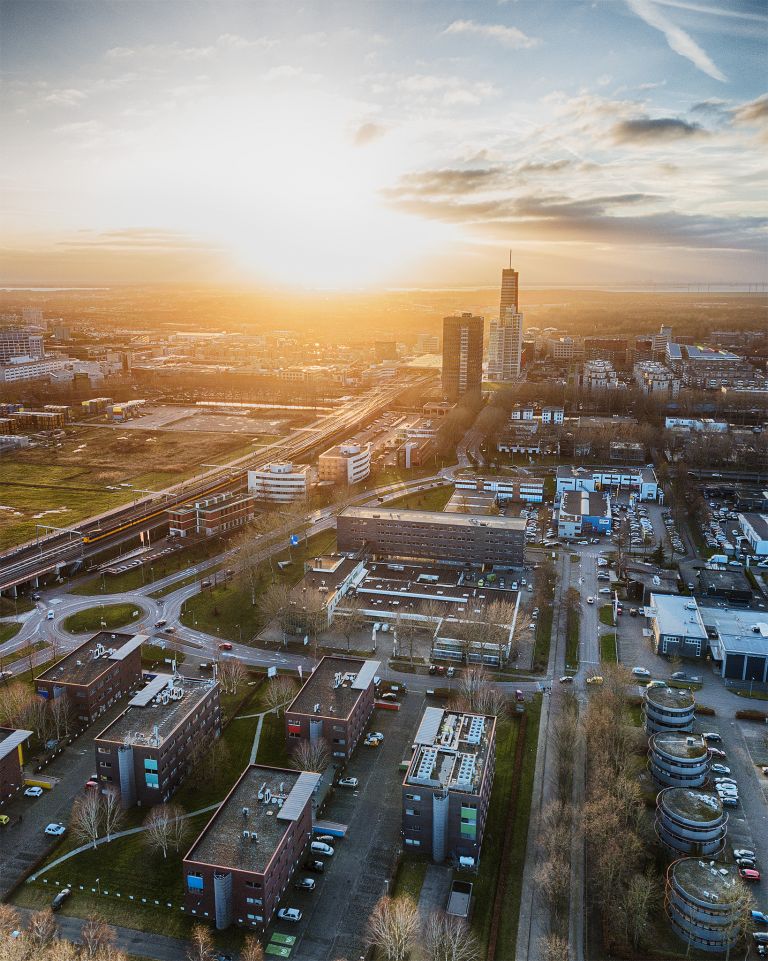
[62,603,146,634]
[392,857,428,901]
[149,563,225,600]
[599,604,614,626]
[383,485,453,512]
[0,622,23,645]
[179,529,337,642]
[0,595,34,616]
[600,632,617,663]
[565,607,580,671]
[533,607,553,673]
[0,637,46,664]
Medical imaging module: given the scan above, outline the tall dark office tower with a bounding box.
[442,312,484,400]
[499,267,519,315]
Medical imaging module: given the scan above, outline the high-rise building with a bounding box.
[442,313,483,400]
[488,267,523,381]
[0,328,44,364]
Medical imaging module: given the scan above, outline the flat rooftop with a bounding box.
[37,632,145,687]
[651,731,705,759]
[560,490,610,518]
[340,505,526,531]
[700,606,768,656]
[673,859,739,903]
[405,707,495,796]
[288,655,379,719]
[662,788,723,823]
[0,727,32,762]
[649,594,708,642]
[294,555,362,595]
[95,674,217,747]
[186,766,320,874]
[646,685,696,710]
[741,512,768,539]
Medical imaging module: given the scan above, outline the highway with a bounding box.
[0,376,434,593]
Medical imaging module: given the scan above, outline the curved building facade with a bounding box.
[643,685,696,735]
[666,859,743,954]
[649,732,710,789]
[656,788,727,857]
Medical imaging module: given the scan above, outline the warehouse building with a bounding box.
[739,512,768,556]
[94,673,221,807]
[0,727,32,807]
[452,473,545,504]
[697,568,752,605]
[402,706,496,867]
[183,765,320,931]
[557,490,612,539]
[555,465,659,501]
[337,507,525,568]
[704,608,768,683]
[646,594,708,660]
[285,656,379,762]
[36,633,145,725]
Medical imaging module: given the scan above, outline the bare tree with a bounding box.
[0,681,34,727]
[367,896,420,961]
[26,909,57,948]
[0,904,20,935]
[455,666,506,716]
[394,614,420,664]
[23,695,51,741]
[143,804,189,859]
[217,657,246,695]
[263,676,298,716]
[71,792,103,850]
[258,583,294,640]
[290,737,330,773]
[50,694,74,740]
[336,596,367,652]
[190,736,230,785]
[621,872,659,950]
[101,790,124,842]
[424,911,480,961]
[538,934,570,961]
[187,925,215,961]
[80,917,116,959]
[239,937,265,961]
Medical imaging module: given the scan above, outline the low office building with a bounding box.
[647,594,708,659]
[698,568,752,604]
[644,688,696,736]
[94,674,221,807]
[0,727,32,806]
[556,465,658,501]
[704,608,768,683]
[666,859,742,954]
[337,507,525,568]
[648,731,708,786]
[247,462,311,503]
[167,492,257,538]
[318,442,372,486]
[739,512,768,556]
[36,633,145,725]
[183,765,320,931]
[285,656,379,762]
[402,706,496,867]
[557,490,612,539]
[655,788,726,857]
[287,555,366,631]
[453,473,545,504]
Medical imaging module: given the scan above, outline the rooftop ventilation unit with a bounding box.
[257,782,266,801]
[242,807,249,818]
[313,703,321,713]
[251,832,258,842]
[242,830,250,840]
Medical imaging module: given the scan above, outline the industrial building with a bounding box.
[247,462,312,503]
[93,674,221,807]
[318,442,372,486]
[555,465,659,501]
[655,788,726,857]
[739,512,768,556]
[648,731,709,786]
[183,765,320,931]
[666,859,743,954]
[643,687,696,736]
[337,506,526,568]
[35,633,145,725]
[285,656,379,762]
[402,706,496,866]
[0,727,32,807]
[557,490,612,539]
[697,568,752,605]
[646,594,709,660]
[703,607,768,684]
[167,492,257,538]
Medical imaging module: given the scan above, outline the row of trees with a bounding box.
[0,906,127,961]
[367,896,479,961]
[0,679,75,745]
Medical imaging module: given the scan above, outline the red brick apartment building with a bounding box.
[285,655,379,762]
[35,632,145,725]
[166,491,257,538]
[93,673,221,807]
[0,727,32,806]
[183,765,320,930]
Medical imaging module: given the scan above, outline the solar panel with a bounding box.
[129,674,172,707]
[351,659,380,690]
[109,635,147,661]
[414,706,444,745]
[278,772,321,821]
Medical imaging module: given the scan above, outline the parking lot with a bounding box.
[266,689,426,961]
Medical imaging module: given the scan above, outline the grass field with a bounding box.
[391,857,428,902]
[0,426,261,551]
[179,529,337,641]
[0,596,34,616]
[533,607,553,673]
[600,632,617,663]
[0,622,23,645]
[62,603,145,634]
[599,604,614,626]
[565,607,580,671]
[383,484,452,512]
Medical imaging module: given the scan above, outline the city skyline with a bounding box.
[1,0,766,289]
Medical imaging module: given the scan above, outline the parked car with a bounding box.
[711,764,731,775]
[559,676,574,684]
[378,692,397,701]
[364,736,381,747]
[51,887,72,911]
[751,910,768,923]
[304,860,325,873]
[736,849,756,860]
[24,786,43,798]
[338,777,359,788]
[293,878,316,892]
[446,667,455,678]
[708,748,727,759]
[702,732,722,742]
[44,823,66,836]
[632,667,651,678]
[310,841,334,856]
[277,908,302,923]
[737,858,757,868]
[740,868,761,882]
[315,835,335,845]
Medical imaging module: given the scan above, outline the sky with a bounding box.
[1,0,766,289]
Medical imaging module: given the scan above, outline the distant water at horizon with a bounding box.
[0,286,111,291]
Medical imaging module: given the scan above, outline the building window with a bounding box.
[404,839,421,847]
[405,793,421,802]
[187,873,204,892]
[145,773,159,789]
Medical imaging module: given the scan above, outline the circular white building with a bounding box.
[649,732,710,788]
[666,859,744,954]
[656,788,727,857]
[643,684,696,735]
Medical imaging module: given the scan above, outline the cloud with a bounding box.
[652,0,768,23]
[612,116,706,142]
[516,159,573,174]
[264,65,304,81]
[353,122,386,146]
[625,0,727,81]
[43,88,86,107]
[732,93,768,124]
[385,168,505,198]
[443,19,540,49]
[217,33,276,50]
[58,228,218,251]
[395,73,499,106]
[105,42,215,61]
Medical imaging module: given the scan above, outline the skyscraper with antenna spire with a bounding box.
[488,256,523,381]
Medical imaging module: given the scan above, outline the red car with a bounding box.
[218,642,233,651]
[740,868,761,882]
